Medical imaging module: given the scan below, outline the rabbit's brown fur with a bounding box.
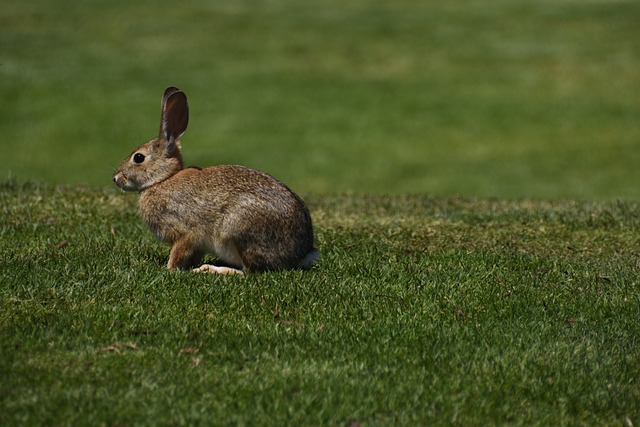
[113,87,318,275]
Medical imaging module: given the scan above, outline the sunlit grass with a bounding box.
[1,183,639,425]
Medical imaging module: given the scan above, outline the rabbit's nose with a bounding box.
[113,172,124,185]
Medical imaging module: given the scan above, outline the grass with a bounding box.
[1,0,640,198]
[2,0,640,424]
[1,181,639,425]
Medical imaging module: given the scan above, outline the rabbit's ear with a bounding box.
[160,90,189,142]
[161,87,180,116]
[163,86,180,100]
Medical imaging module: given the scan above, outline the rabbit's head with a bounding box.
[113,87,189,191]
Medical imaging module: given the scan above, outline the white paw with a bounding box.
[193,264,245,276]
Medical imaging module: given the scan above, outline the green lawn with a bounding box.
[1,182,639,425]
[1,0,639,198]
[2,0,640,425]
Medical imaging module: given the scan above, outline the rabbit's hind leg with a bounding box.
[193,264,244,276]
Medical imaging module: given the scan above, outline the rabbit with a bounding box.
[113,86,319,276]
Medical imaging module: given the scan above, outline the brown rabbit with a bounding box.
[113,86,319,276]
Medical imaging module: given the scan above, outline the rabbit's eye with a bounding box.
[133,153,145,164]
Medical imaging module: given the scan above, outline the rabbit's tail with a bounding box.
[298,249,320,269]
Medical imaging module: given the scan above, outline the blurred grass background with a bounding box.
[1,0,639,199]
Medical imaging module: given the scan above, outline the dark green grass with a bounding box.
[2,0,640,199]
[1,182,638,425]
[2,1,639,424]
